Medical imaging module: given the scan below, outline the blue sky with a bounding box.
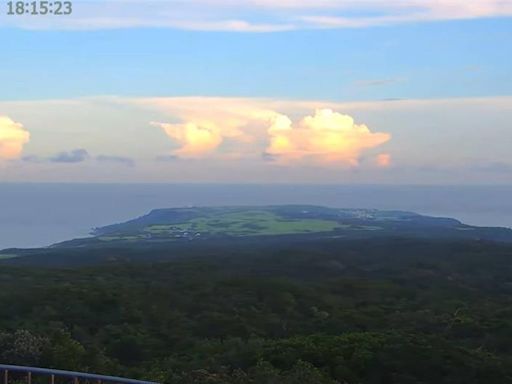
[1,18,511,101]
[0,0,511,184]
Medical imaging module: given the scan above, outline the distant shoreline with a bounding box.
[1,184,511,250]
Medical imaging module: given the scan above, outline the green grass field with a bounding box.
[96,209,387,242]
[145,210,342,237]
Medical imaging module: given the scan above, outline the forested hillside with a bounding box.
[1,237,512,383]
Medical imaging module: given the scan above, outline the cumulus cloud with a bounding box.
[145,100,391,166]
[50,149,89,163]
[266,109,390,165]
[0,116,30,160]
[152,122,224,158]
[148,98,274,159]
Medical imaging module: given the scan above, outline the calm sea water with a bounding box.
[1,183,511,250]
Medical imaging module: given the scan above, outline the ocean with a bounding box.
[1,183,511,250]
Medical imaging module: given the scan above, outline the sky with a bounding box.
[0,0,511,184]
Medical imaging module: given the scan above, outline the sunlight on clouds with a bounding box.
[153,121,223,158]
[3,96,512,183]
[146,98,271,159]
[267,109,390,165]
[144,99,391,166]
[0,116,30,160]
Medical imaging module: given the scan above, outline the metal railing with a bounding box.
[0,365,158,384]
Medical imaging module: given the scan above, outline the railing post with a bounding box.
[0,365,158,384]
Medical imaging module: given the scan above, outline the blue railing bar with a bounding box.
[0,365,158,384]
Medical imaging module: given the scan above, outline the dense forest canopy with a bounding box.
[1,233,512,383]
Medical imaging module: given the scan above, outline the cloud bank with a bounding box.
[1,96,512,184]
[23,150,135,167]
[149,101,390,166]
[0,116,30,160]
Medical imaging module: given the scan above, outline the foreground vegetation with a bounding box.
[1,237,512,383]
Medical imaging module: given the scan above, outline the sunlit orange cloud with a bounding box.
[376,153,392,168]
[0,116,30,160]
[147,98,276,158]
[141,99,391,165]
[152,121,223,158]
[267,109,390,165]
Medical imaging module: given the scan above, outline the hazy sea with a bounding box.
[1,183,512,250]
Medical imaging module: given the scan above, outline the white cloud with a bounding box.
[267,109,391,165]
[1,96,512,183]
[1,0,510,31]
[145,97,274,158]
[0,116,30,160]
[145,99,391,165]
[300,0,512,28]
[153,121,224,158]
